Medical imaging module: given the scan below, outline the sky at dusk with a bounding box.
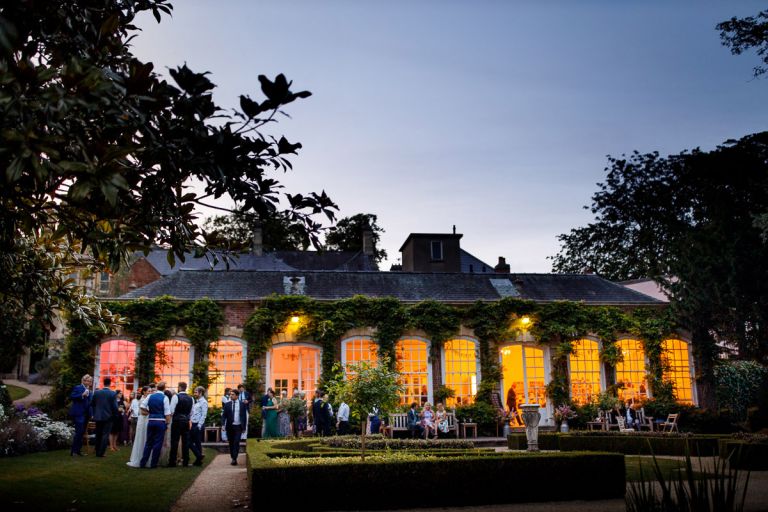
[132,0,768,272]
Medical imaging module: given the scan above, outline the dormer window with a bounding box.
[430,241,443,261]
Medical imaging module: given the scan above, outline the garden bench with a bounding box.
[385,413,409,438]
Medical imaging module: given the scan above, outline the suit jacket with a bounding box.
[69,384,91,420]
[90,387,117,422]
[312,398,324,427]
[238,390,251,410]
[223,399,247,428]
[407,408,420,428]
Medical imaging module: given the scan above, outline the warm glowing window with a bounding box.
[269,345,320,399]
[342,338,378,377]
[96,339,137,396]
[501,344,547,410]
[443,338,478,406]
[662,339,695,404]
[396,338,430,405]
[616,339,648,402]
[154,340,192,392]
[569,339,602,404]
[208,339,244,406]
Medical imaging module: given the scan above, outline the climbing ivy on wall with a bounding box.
[60,294,680,409]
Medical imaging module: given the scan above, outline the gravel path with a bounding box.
[171,452,250,512]
[5,379,51,407]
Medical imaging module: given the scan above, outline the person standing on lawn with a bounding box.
[90,377,118,457]
[168,381,193,467]
[222,388,247,465]
[189,386,208,466]
[140,381,171,468]
[69,374,92,456]
[336,399,350,435]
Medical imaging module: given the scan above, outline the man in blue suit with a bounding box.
[90,377,117,457]
[69,374,93,456]
[222,388,247,465]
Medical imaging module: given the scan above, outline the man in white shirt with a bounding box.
[140,381,171,468]
[336,400,350,435]
[189,386,208,466]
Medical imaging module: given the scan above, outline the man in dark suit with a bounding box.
[168,381,194,467]
[90,377,117,457]
[311,390,324,436]
[407,402,423,438]
[222,388,247,465]
[69,374,93,456]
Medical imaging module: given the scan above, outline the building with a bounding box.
[87,232,699,425]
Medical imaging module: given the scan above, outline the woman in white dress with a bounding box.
[126,385,150,468]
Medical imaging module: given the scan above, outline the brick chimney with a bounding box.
[252,223,263,256]
[362,228,374,256]
[494,256,510,274]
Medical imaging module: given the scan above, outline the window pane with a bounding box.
[270,345,320,407]
[662,339,694,404]
[569,339,602,404]
[396,339,429,405]
[444,338,477,406]
[501,344,547,411]
[97,339,136,396]
[154,340,192,392]
[344,338,378,378]
[615,339,648,402]
[208,340,244,406]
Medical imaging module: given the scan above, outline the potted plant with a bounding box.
[554,404,577,432]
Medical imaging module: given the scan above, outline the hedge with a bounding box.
[248,440,625,509]
[719,441,768,470]
[508,433,722,456]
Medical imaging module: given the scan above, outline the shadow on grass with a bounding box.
[0,446,216,511]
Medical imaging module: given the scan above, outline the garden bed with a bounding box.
[248,439,625,509]
[719,440,768,470]
[507,432,723,456]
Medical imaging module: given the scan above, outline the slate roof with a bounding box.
[141,248,377,274]
[119,270,664,305]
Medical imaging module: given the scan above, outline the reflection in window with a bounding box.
[616,339,648,402]
[569,339,602,404]
[342,338,378,377]
[662,339,695,404]
[395,339,429,405]
[501,344,547,410]
[443,338,478,406]
[208,340,244,406]
[154,340,192,392]
[96,339,137,396]
[270,345,320,400]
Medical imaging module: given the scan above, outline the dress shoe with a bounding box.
[230,460,237,465]
[193,460,202,466]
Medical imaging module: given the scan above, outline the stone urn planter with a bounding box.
[520,404,541,451]
[560,419,569,433]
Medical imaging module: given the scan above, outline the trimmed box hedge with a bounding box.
[507,433,721,456]
[719,441,768,470]
[248,440,625,509]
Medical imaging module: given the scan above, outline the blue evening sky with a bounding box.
[132,1,767,272]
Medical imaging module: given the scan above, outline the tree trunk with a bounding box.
[360,415,367,461]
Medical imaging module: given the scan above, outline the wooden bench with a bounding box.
[441,412,458,438]
[385,413,409,438]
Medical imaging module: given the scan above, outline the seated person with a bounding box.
[435,403,450,437]
[624,401,637,428]
[406,402,423,438]
[421,402,437,439]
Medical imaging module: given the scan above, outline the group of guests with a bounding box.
[69,374,209,468]
[607,400,642,428]
[406,401,451,439]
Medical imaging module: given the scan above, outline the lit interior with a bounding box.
[395,338,429,405]
[97,339,137,395]
[443,338,478,406]
[343,338,378,376]
[270,345,320,399]
[500,344,547,410]
[154,339,191,392]
[207,340,244,405]
[662,338,694,404]
[569,339,602,404]
[615,339,648,402]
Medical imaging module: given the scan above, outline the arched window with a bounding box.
[443,338,479,406]
[569,339,603,404]
[95,339,137,396]
[500,344,548,411]
[207,339,245,406]
[662,338,695,404]
[154,339,193,392]
[395,338,430,405]
[269,344,321,399]
[615,339,648,402]
[341,337,378,377]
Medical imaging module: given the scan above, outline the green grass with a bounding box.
[625,455,708,481]
[0,446,216,511]
[7,384,31,401]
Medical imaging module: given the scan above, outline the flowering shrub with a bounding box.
[554,405,577,422]
[0,404,73,456]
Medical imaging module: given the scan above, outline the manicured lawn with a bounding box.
[7,384,31,402]
[0,446,215,511]
[625,455,697,481]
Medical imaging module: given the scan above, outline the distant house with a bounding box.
[88,231,699,425]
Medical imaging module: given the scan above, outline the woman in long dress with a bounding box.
[126,386,150,468]
[263,390,279,439]
[277,390,291,437]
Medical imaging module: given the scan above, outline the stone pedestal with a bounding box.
[520,404,541,452]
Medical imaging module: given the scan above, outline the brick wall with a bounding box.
[114,258,161,295]
[224,303,256,328]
